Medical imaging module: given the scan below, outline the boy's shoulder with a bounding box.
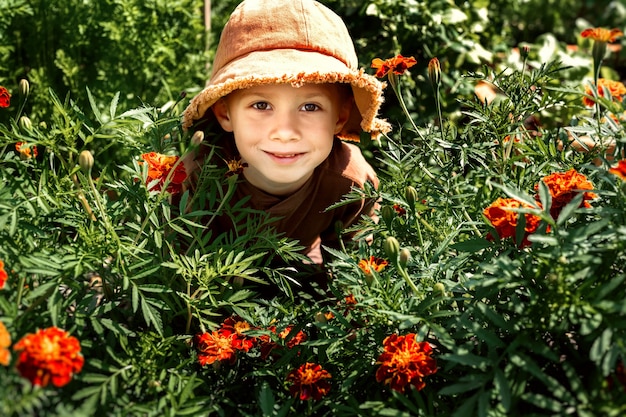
[320,138,378,188]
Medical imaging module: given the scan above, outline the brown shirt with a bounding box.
[216,138,379,264]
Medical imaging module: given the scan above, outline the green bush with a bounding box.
[1,1,626,416]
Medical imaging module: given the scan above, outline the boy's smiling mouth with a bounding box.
[264,151,305,164]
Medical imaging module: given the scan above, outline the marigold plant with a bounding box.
[0,321,11,366]
[535,169,598,218]
[0,86,10,108]
[286,362,332,401]
[483,198,543,247]
[357,256,389,275]
[375,333,437,392]
[195,330,237,366]
[371,54,417,78]
[582,78,626,107]
[15,142,38,159]
[13,327,84,388]
[0,259,7,290]
[140,152,187,194]
[609,160,626,181]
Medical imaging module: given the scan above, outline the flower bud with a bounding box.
[520,45,530,59]
[314,311,327,324]
[399,248,410,269]
[19,79,30,97]
[433,282,446,296]
[428,57,441,88]
[405,185,418,209]
[381,205,395,228]
[383,236,400,262]
[78,150,94,172]
[191,130,204,147]
[19,116,32,131]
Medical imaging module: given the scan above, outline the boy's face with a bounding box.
[213,83,352,196]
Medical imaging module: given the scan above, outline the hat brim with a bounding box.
[182,49,390,141]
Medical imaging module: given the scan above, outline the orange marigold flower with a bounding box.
[140,152,187,194]
[535,169,598,217]
[582,78,626,107]
[220,316,257,352]
[0,259,7,290]
[0,86,10,108]
[195,330,237,366]
[15,142,38,159]
[609,159,626,180]
[344,294,357,305]
[483,198,543,248]
[581,27,624,43]
[225,158,248,177]
[0,321,11,366]
[375,333,437,392]
[371,55,417,78]
[13,327,84,387]
[286,362,332,401]
[358,256,389,275]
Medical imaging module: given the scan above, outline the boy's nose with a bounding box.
[270,112,300,142]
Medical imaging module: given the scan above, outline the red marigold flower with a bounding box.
[0,321,11,366]
[583,78,626,107]
[195,330,237,366]
[609,159,626,180]
[393,204,406,216]
[483,198,543,248]
[286,362,332,401]
[0,259,7,290]
[259,325,307,360]
[0,86,10,108]
[358,256,389,275]
[581,27,624,43]
[376,333,437,392]
[220,316,257,352]
[15,142,38,159]
[371,55,417,78]
[225,158,248,178]
[140,152,187,194]
[13,327,84,387]
[535,169,598,218]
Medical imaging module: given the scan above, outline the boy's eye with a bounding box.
[252,102,270,110]
[302,103,320,112]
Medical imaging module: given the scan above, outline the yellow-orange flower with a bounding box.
[286,362,332,401]
[140,152,187,194]
[581,27,623,43]
[195,330,237,366]
[259,325,307,360]
[371,55,417,78]
[0,321,11,366]
[376,333,437,392]
[609,159,626,181]
[583,78,626,107]
[225,158,248,177]
[535,169,598,217]
[0,259,7,290]
[358,256,389,275]
[15,142,38,159]
[483,198,543,248]
[13,327,84,387]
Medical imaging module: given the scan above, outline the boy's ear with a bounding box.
[334,96,353,135]
[211,99,234,132]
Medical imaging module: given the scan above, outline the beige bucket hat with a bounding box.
[182,0,391,142]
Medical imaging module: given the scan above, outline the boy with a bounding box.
[182,0,390,264]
